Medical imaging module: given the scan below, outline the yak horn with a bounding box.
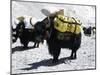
[30,17,35,29]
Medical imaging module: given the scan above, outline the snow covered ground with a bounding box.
[11,1,96,74]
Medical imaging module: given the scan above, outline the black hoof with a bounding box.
[67,56,77,60]
[33,46,36,48]
[23,46,28,49]
[52,59,58,64]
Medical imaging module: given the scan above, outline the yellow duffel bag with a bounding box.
[54,15,81,34]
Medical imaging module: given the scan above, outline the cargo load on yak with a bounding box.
[54,14,82,34]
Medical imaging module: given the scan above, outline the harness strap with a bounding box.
[56,15,81,25]
[72,17,77,34]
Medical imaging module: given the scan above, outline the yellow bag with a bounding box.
[54,15,81,34]
[17,16,25,21]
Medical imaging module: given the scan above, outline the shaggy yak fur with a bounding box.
[12,21,43,48]
[83,26,92,36]
[83,26,96,36]
[12,26,17,43]
[34,16,82,63]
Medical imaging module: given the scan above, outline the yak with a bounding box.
[34,15,82,63]
[12,20,44,48]
[83,26,96,36]
[12,26,17,43]
[83,26,92,36]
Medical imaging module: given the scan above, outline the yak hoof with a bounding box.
[52,59,58,64]
[23,46,28,49]
[33,46,36,48]
[67,56,77,60]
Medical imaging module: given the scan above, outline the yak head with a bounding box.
[16,21,25,37]
[34,21,47,43]
[34,16,55,43]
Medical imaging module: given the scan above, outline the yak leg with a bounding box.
[52,48,61,63]
[74,50,77,59]
[70,41,80,59]
[33,42,39,48]
[33,42,37,48]
[48,45,61,63]
[23,42,28,48]
[70,36,81,59]
[36,42,39,48]
[20,39,29,48]
[70,49,77,59]
[47,39,61,63]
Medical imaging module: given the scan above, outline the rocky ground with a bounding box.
[12,33,96,74]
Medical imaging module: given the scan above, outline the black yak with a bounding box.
[12,19,42,48]
[83,26,92,36]
[83,26,96,36]
[12,26,18,43]
[34,14,82,63]
[83,26,91,36]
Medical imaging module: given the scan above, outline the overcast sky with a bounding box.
[12,1,96,26]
